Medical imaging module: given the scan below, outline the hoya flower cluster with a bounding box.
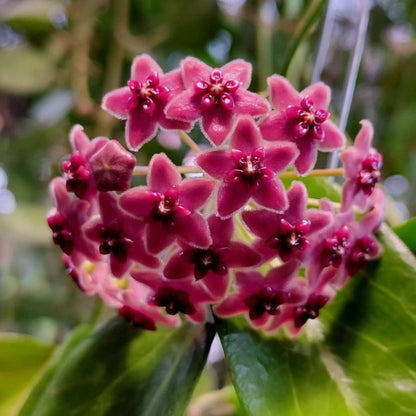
[47,54,384,335]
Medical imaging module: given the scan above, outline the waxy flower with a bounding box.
[85,191,160,277]
[214,261,307,330]
[131,269,214,324]
[47,178,99,266]
[120,153,215,254]
[259,75,345,174]
[165,57,270,145]
[242,181,332,263]
[164,214,261,299]
[102,54,191,151]
[197,116,298,217]
[340,120,383,211]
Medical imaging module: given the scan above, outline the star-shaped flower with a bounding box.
[102,54,191,151]
[197,116,298,217]
[163,214,261,299]
[120,153,215,254]
[85,191,160,277]
[131,269,214,324]
[214,261,307,330]
[242,181,332,263]
[259,75,345,175]
[165,57,270,145]
[340,120,383,211]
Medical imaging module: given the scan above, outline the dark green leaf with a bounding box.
[19,317,215,416]
[393,217,416,254]
[218,225,416,415]
[0,334,54,416]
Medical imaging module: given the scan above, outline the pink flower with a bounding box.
[163,214,261,299]
[259,75,345,175]
[120,153,215,254]
[85,191,160,277]
[242,181,332,263]
[214,261,307,330]
[197,116,298,217]
[131,269,214,324]
[47,178,99,266]
[340,120,383,211]
[165,57,270,145]
[62,125,107,200]
[102,54,191,151]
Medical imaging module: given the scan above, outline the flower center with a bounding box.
[358,153,382,195]
[346,236,379,275]
[151,287,196,315]
[184,247,228,280]
[47,212,74,254]
[321,226,350,267]
[97,222,133,262]
[243,286,288,320]
[286,96,330,140]
[265,219,311,261]
[150,187,190,227]
[62,153,91,198]
[127,72,169,115]
[226,147,274,186]
[293,293,329,327]
[194,69,240,111]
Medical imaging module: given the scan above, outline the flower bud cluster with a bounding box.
[47,54,384,335]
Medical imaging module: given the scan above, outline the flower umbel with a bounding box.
[48,54,384,335]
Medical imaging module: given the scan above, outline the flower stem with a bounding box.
[133,166,344,177]
[280,167,344,179]
[178,130,201,153]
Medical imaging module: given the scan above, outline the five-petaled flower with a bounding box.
[259,75,345,175]
[102,54,191,151]
[120,153,215,254]
[165,57,270,145]
[197,116,298,217]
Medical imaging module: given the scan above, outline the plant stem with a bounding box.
[178,130,201,153]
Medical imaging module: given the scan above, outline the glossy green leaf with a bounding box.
[218,226,416,415]
[19,317,215,416]
[393,217,416,254]
[0,334,54,416]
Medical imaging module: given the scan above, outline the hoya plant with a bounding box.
[3,2,416,416]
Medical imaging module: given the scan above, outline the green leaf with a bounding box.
[0,333,54,416]
[0,47,55,94]
[393,217,416,254]
[218,225,416,415]
[19,317,215,416]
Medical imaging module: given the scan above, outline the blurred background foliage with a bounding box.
[0,0,415,359]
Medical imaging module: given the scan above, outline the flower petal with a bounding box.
[164,251,194,279]
[148,153,181,192]
[146,221,175,254]
[253,179,288,212]
[293,138,319,175]
[201,107,234,146]
[208,214,233,244]
[164,90,201,122]
[234,90,270,116]
[264,142,298,173]
[221,59,252,88]
[223,241,261,267]
[120,186,154,218]
[101,87,131,120]
[197,149,234,179]
[179,178,215,210]
[181,57,212,88]
[131,54,163,82]
[126,111,158,151]
[230,116,262,153]
[320,120,346,151]
[268,75,300,111]
[302,82,331,109]
[217,181,251,218]
[175,212,212,248]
